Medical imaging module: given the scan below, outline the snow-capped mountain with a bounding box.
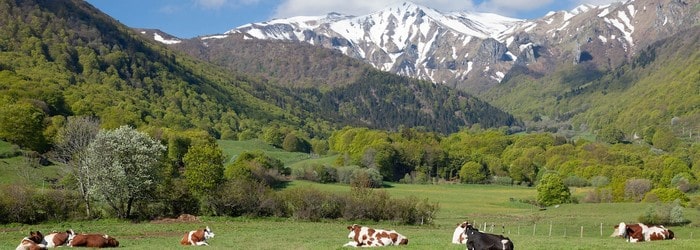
[167,0,699,93]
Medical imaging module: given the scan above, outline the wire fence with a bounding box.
[467,221,693,239]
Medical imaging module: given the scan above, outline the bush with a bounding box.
[638,200,690,226]
[492,176,513,186]
[210,179,277,217]
[536,173,572,206]
[292,164,337,183]
[590,176,609,187]
[643,188,690,206]
[582,188,613,203]
[350,168,383,188]
[563,175,589,187]
[625,178,652,202]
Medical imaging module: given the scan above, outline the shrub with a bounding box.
[643,188,690,206]
[638,200,690,226]
[563,175,589,187]
[624,178,652,202]
[582,188,613,203]
[336,165,361,184]
[590,176,610,187]
[211,179,275,217]
[536,173,572,206]
[492,176,513,186]
[350,168,383,188]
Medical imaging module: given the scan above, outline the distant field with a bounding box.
[1,182,698,249]
[217,139,311,165]
[0,140,64,187]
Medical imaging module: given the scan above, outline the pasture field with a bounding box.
[1,182,698,249]
[217,139,311,165]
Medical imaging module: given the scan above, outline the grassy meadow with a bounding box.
[1,182,698,249]
[1,139,699,249]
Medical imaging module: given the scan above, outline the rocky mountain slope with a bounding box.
[201,0,699,94]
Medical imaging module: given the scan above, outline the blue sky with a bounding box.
[86,0,622,38]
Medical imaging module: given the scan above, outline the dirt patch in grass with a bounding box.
[150,214,200,224]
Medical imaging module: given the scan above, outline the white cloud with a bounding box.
[193,0,262,10]
[271,0,626,19]
[273,0,474,18]
[195,0,227,9]
[577,0,623,5]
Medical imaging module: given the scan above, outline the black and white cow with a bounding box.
[464,224,514,250]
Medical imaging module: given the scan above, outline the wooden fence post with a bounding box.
[533,223,536,236]
[549,222,552,237]
[600,223,603,236]
[580,226,584,238]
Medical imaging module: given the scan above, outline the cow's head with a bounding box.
[103,235,119,247]
[204,226,215,240]
[346,224,361,239]
[28,231,44,243]
[616,222,628,239]
[66,229,76,243]
[465,224,480,235]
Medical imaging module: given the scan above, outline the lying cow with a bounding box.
[616,222,674,242]
[180,226,215,246]
[452,221,469,244]
[15,231,45,250]
[464,224,514,250]
[343,224,408,247]
[42,229,75,248]
[68,234,119,248]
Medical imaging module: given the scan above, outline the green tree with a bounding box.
[599,127,625,144]
[536,173,572,206]
[459,161,487,183]
[183,143,224,198]
[0,102,47,152]
[83,126,165,219]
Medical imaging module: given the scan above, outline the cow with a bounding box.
[464,224,514,250]
[616,222,674,242]
[343,224,408,247]
[180,226,215,246]
[16,231,45,250]
[68,234,119,248]
[452,221,469,244]
[42,229,75,248]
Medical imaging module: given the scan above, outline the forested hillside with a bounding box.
[0,0,521,154]
[484,26,700,144]
[0,0,325,151]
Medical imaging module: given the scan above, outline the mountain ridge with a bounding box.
[187,0,699,94]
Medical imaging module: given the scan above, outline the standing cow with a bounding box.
[343,224,408,247]
[181,226,215,246]
[464,224,514,250]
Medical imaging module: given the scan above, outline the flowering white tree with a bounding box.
[84,125,165,219]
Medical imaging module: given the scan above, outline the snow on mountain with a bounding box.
[195,0,698,93]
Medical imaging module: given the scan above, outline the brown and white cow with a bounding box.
[180,226,215,246]
[68,234,119,248]
[42,229,74,248]
[343,224,408,247]
[15,231,45,250]
[616,222,674,242]
[452,221,469,244]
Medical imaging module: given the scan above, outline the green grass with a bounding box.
[2,182,698,249]
[217,139,311,165]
